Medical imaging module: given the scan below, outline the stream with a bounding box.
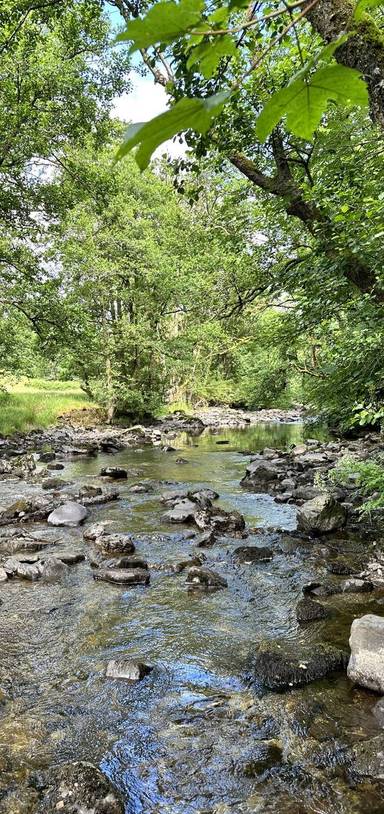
[0,421,383,814]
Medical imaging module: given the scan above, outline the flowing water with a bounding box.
[0,422,383,814]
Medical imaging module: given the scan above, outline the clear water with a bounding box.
[0,423,383,814]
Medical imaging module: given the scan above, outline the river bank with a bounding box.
[1,413,384,813]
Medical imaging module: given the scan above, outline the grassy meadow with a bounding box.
[0,378,96,436]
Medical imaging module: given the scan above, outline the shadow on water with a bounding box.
[0,421,383,813]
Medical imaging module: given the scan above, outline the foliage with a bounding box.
[113,0,377,166]
[330,455,384,513]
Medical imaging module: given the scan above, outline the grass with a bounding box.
[0,377,96,436]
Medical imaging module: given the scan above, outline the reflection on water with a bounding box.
[0,422,382,813]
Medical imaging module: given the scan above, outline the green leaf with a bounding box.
[115,0,204,52]
[354,0,384,20]
[115,91,230,169]
[187,35,237,77]
[256,65,368,142]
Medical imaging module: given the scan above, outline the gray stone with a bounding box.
[93,568,149,585]
[96,533,135,555]
[48,502,88,527]
[297,493,347,534]
[106,659,152,681]
[162,498,197,523]
[83,523,106,541]
[348,614,384,692]
[0,567,7,582]
[349,735,384,780]
[101,556,148,570]
[58,552,85,565]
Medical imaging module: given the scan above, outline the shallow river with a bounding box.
[0,422,383,814]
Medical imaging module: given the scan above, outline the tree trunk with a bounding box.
[306,0,384,127]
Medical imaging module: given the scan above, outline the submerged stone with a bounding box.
[37,760,124,813]
[296,597,327,623]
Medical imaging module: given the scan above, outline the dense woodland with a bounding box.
[1,0,384,431]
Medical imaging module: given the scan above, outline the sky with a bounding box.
[112,75,186,160]
[108,2,186,160]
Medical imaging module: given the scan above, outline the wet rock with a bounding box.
[186,566,227,590]
[78,485,102,499]
[93,568,149,585]
[40,557,68,581]
[99,467,127,479]
[0,567,7,582]
[96,533,135,555]
[341,578,373,593]
[106,659,153,681]
[296,597,327,622]
[373,697,384,726]
[233,545,273,563]
[128,482,154,493]
[101,556,148,570]
[48,502,88,527]
[37,760,124,813]
[194,506,245,535]
[47,462,65,471]
[241,462,280,488]
[58,552,85,565]
[172,555,205,573]
[39,452,56,463]
[162,498,197,524]
[297,493,347,534]
[0,498,48,524]
[83,523,106,541]
[195,529,218,547]
[302,580,342,597]
[326,558,357,575]
[348,614,384,692]
[253,640,348,691]
[349,735,384,780]
[175,457,188,464]
[42,477,67,491]
[240,741,283,776]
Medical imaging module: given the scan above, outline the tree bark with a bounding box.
[229,141,384,301]
[306,0,384,127]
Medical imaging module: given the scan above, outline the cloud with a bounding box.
[113,74,186,160]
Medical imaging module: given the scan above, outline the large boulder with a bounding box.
[241,461,280,488]
[47,502,88,527]
[297,493,347,534]
[162,498,197,524]
[348,614,384,692]
[233,546,273,563]
[253,639,348,691]
[36,761,124,813]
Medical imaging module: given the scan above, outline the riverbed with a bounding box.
[0,421,383,814]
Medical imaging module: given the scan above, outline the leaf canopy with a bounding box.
[256,65,368,142]
[115,0,204,52]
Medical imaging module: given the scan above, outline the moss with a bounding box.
[354,13,384,48]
